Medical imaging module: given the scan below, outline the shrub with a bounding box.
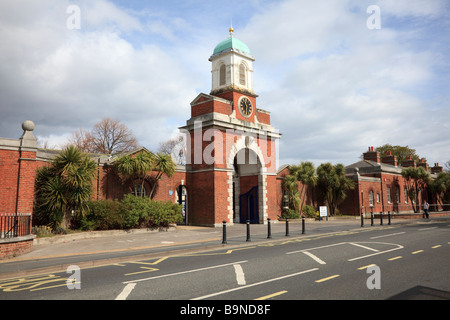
[302,205,317,218]
[81,199,124,230]
[147,201,183,228]
[120,194,151,229]
[32,225,53,238]
[79,195,183,231]
[280,208,300,219]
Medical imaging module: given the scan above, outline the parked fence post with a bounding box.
[267,218,272,239]
[285,218,290,237]
[380,211,383,225]
[361,210,364,227]
[302,216,305,234]
[222,220,227,244]
[370,209,374,226]
[246,220,251,242]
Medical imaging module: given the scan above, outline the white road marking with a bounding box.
[123,260,248,284]
[418,227,438,231]
[233,264,246,285]
[287,242,346,255]
[348,243,404,261]
[302,251,326,264]
[115,283,136,300]
[370,232,406,239]
[192,268,319,300]
[348,242,379,252]
[287,241,404,262]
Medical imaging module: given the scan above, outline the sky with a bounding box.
[0,0,449,169]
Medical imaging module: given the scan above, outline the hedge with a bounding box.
[80,195,183,231]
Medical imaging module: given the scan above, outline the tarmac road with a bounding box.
[0,215,449,304]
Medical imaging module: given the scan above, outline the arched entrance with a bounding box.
[232,147,264,224]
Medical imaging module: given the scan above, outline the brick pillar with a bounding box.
[16,121,38,216]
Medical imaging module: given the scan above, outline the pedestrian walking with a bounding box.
[423,201,429,219]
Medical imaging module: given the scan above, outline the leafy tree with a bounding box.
[375,144,424,166]
[401,166,431,212]
[34,145,97,229]
[115,150,176,199]
[316,163,354,216]
[115,150,155,197]
[149,152,176,199]
[430,172,450,210]
[282,174,300,213]
[289,161,317,214]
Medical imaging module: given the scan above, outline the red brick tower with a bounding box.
[180,28,281,226]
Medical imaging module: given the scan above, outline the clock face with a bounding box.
[239,97,253,117]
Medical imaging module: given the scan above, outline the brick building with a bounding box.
[0,29,446,258]
[340,147,444,217]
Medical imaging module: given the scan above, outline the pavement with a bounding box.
[1,214,449,279]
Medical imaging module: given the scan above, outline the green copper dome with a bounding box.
[213,36,251,55]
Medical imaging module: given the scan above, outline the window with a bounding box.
[376,193,380,203]
[219,64,226,86]
[396,186,400,204]
[404,187,408,204]
[369,190,374,207]
[239,63,246,86]
[387,186,392,203]
[132,184,146,197]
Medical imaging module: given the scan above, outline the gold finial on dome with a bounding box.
[229,20,234,36]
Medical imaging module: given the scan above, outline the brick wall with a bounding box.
[0,121,37,259]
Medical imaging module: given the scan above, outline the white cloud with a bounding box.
[237,0,450,166]
[0,0,448,168]
[0,0,198,152]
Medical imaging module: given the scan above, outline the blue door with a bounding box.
[239,186,259,223]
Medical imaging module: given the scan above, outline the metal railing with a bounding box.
[362,203,449,214]
[0,213,32,239]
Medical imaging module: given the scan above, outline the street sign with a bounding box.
[319,206,328,221]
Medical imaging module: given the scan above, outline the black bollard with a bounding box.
[222,220,227,244]
[285,218,290,236]
[380,212,383,225]
[370,211,374,226]
[267,218,272,239]
[302,216,305,234]
[388,211,391,225]
[246,220,251,242]
[361,211,364,227]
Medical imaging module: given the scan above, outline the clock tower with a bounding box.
[180,28,281,226]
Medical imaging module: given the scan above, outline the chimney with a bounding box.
[402,155,416,168]
[363,146,380,163]
[417,158,429,171]
[381,150,397,167]
[431,163,443,174]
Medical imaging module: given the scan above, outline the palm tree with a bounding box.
[115,150,154,197]
[282,174,300,213]
[34,146,97,229]
[115,151,175,199]
[292,162,317,214]
[401,166,431,212]
[316,163,354,216]
[149,152,176,199]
